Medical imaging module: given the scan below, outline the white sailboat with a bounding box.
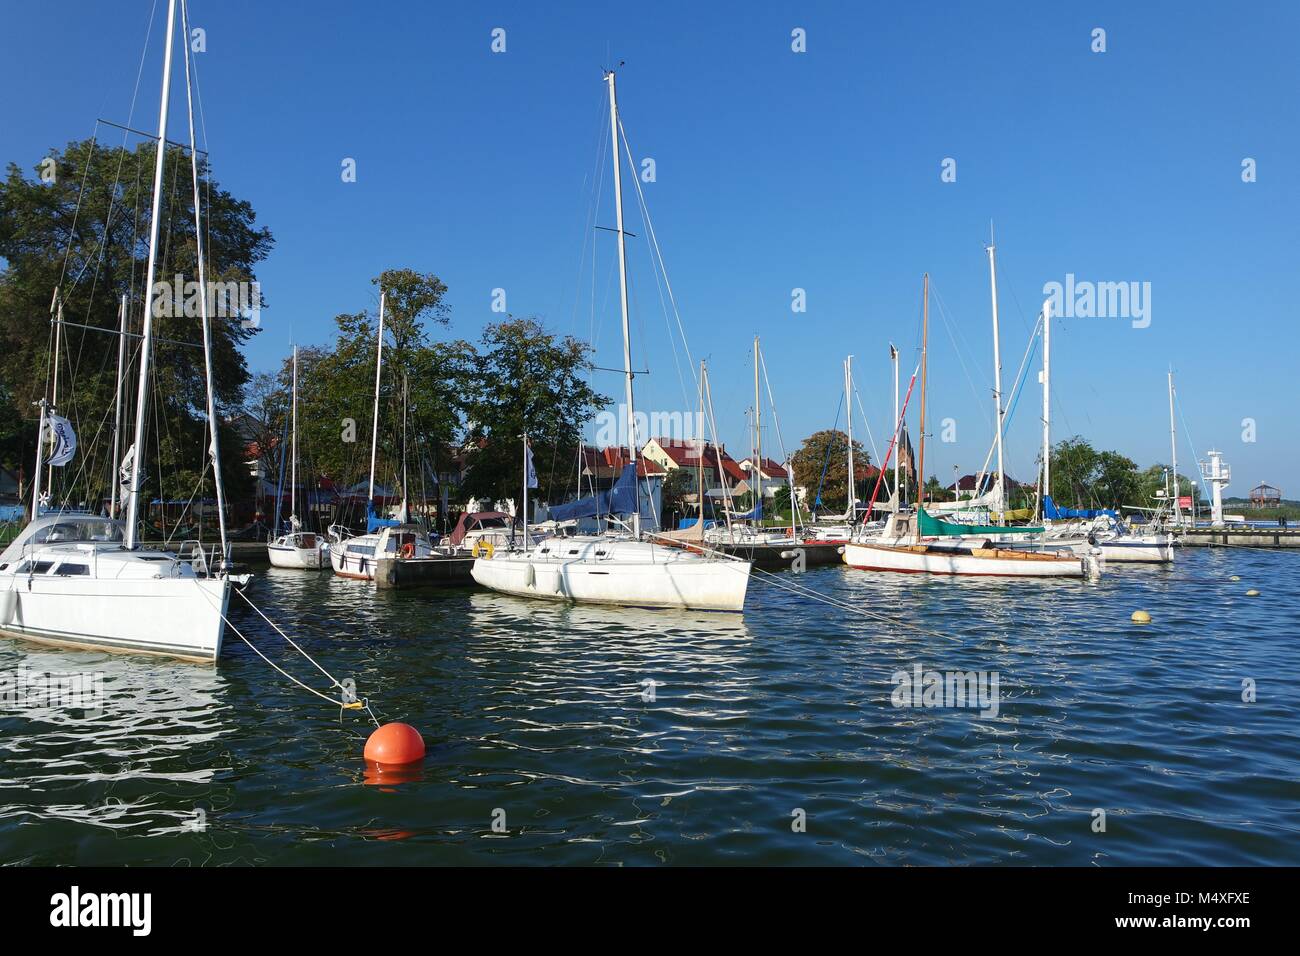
[472,70,752,612]
[0,0,232,661]
[268,346,327,569]
[327,292,440,581]
[843,275,1099,579]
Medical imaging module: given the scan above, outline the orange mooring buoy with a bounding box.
[364,722,426,765]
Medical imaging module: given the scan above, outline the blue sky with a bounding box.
[3,1,1297,496]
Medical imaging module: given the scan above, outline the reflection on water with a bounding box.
[1,548,1298,865]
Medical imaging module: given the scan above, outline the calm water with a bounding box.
[2,547,1297,866]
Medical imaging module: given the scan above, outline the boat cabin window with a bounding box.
[54,563,89,576]
[30,518,124,545]
[299,534,317,548]
[30,561,56,574]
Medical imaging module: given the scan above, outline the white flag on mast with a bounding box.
[524,440,539,489]
[44,415,77,466]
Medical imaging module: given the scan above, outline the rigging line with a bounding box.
[758,348,804,529]
[849,373,883,472]
[617,117,697,395]
[63,0,157,292]
[929,282,992,432]
[618,125,689,412]
[568,90,609,339]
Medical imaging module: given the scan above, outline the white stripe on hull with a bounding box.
[0,576,229,662]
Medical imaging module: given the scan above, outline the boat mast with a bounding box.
[754,336,761,514]
[986,235,1005,524]
[1040,297,1053,515]
[916,275,929,545]
[890,344,899,507]
[367,291,386,511]
[290,346,298,523]
[125,0,178,551]
[48,294,62,499]
[845,355,854,521]
[605,69,640,539]
[110,294,127,519]
[182,0,227,558]
[697,361,705,525]
[1168,368,1181,526]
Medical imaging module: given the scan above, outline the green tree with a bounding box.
[460,317,607,504]
[1048,437,1101,508]
[0,138,269,509]
[791,429,869,511]
[291,273,474,510]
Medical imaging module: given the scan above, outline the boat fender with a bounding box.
[525,563,536,589]
[0,589,15,625]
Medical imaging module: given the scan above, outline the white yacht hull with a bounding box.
[330,545,376,581]
[843,541,1091,578]
[0,575,230,662]
[471,538,752,611]
[1095,536,1175,564]
[268,543,325,570]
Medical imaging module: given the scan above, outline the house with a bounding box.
[954,472,1024,501]
[738,456,790,499]
[641,437,746,503]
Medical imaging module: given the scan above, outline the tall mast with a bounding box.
[1168,368,1181,525]
[697,361,704,524]
[30,400,47,520]
[1040,297,1053,511]
[605,69,640,538]
[48,295,62,497]
[890,343,899,507]
[844,355,854,520]
[986,237,1005,524]
[754,336,761,511]
[367,292,386,511]
[124,0,178,550]
[916,275,929,544]
[110,294,127,519]
[290,346,298,521]
[182,0,227,557]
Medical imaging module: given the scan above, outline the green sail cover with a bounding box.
[917,507,1043,537]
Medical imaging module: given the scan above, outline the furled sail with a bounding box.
[549,463,638,522]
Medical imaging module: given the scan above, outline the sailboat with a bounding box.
[0,0,232,661]
[268,347,327,569]
[843,275,1100,579]
[329,292,438,581]
[471,70,753,611]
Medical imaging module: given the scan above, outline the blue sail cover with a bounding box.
[366,503,402,532]
[1043,495,1119,521]
[550,464,638,522]
[734,498,763,521]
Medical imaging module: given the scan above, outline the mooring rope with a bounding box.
[193,579,379,726]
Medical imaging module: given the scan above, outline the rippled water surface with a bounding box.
[2,547,1298,865]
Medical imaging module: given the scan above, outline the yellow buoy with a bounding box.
[1131,610,1151,624]
[1245,589,1260,597]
